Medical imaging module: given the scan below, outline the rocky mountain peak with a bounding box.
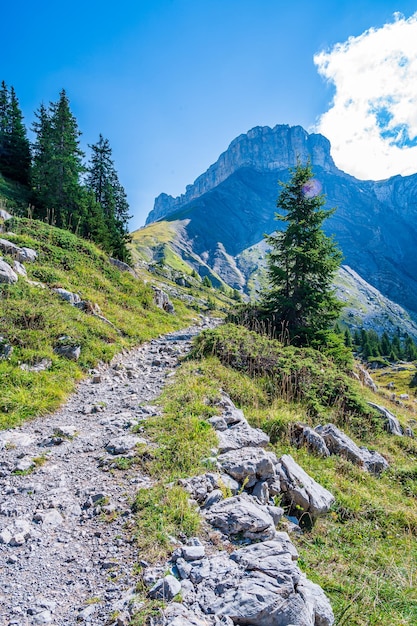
[146,124,337,224]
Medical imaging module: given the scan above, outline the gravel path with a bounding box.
[0,318,217,626]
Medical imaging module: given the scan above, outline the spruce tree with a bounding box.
[0,82,30,185]
[262,161,343,345]
[32,90,85,228]
[86,134,131,261]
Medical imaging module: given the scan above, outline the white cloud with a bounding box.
[314,12,417,180]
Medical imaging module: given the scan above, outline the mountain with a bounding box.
[141,124,417,318]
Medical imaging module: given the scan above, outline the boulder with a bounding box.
[54,344,81,361]
[368,402,403,436]
[185,537,334,626]
[0,238,20,255]
[315,424,389,474]
[153,286,175,313]
[218,447,277,488]
[277,454,335,519]
[149,575,182,601]
[109,256,137,276]
[17,246,37,263]
[13,260,27,276]
[291,424,330,457]
[52,288,81,305]
[0,258,18,284]
[216,420,270,453]
[204,494,277,540]
[105,434,145,455]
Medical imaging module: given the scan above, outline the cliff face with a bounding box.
[142,124,417,317]
[146,125,338,224]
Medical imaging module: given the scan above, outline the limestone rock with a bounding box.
[149,575,182,601]
[216,420,270,453]
[315,424,389,474]
[13,260,27,276]
[0,258,18,284]
[291,424,330,457]
[204,494,277,540]
[105,434,145,455]
[153,286,175,313]
[277,454,335,519]
[218,446,276,487]
[17,246,37,262]
[368,402,403,435]
[52,287,81,305]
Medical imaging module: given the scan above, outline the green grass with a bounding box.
[0,218,196,429]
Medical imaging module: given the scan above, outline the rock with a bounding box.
[203,489,223,508]
[54,341,81,361]
[252,480,270,504]
[316,424,389,474]
[207,416,228,431]
[0,528,12,544]
[218,447,276,488]
[368,402,403,436]
[149,575,182,600]
[20,358,52,372]
[33,509,64,528]
[17,246,37,263]
[105,434,144,455]
[0,258,18,284]
[0,208,12,221]
[179,473,217,504]
[109,256,137,276]
[13,260,27,276]
[205,494,277,540]
[153,287,175,313]
[215,393,245,425]
[182,536,335,626]
[158,603,212,625]
[14,458,34,472]
[399,393,409,401]
[0,238,20,255]
[52,287,81,305]
[359,447,389,474]
[277,454,335,519]
[291,424,330,457]
[182,545,205,561]
[216,420,270,453]
[357,365,378,392]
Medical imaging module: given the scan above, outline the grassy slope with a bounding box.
[0,217,200,429]
[135,324,417,625]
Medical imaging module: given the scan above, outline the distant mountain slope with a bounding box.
[142,124,417,317]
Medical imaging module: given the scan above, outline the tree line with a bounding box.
[0,82,130,261]
[341,326,417,362]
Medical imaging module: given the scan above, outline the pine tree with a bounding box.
[262,161,343,345]
[86,134,131,261]
[31,103,53,213]
[0,82,30,185]
[32,90,85,228]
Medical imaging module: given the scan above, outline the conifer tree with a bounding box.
[0,82,30,185]
[32,90,85,228]
[86,134,131,261]
[262,161,343,345]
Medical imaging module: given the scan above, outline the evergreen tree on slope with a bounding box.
[262,160,343,346]
[86,134,131,261]
[0,82,30,185]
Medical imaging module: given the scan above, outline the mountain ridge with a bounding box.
[141,124,417,318]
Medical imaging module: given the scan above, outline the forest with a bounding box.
[0,82,131,261]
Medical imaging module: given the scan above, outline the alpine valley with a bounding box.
[133,124,417,337]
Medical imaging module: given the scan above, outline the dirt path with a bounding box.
[0,318,216,626]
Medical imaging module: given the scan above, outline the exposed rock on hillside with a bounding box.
[141,123,417,317]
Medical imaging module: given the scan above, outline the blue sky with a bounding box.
[3,0,417,228]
